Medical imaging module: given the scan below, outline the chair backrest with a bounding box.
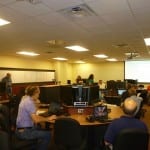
[113,128,149,150]
[53,117,82,149]
[0,104,10,133]
[0,130,10,150]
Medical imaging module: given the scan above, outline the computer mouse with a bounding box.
[86,115,95,122]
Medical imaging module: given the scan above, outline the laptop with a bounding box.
[39,102,63,117]
[93,105,113,122]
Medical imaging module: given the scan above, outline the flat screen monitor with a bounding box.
[72,85,83,102]
[60,85,73,105]
[118,89,126,96]
[104,96,121,106]
[39,86,60,104]
[88,85,100,105]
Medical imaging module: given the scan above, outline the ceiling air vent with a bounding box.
[59,4,97,19]
[16,0,41,4]
[47,40,66,48]
[125,52,140,60]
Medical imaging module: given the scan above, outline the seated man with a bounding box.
[104,97,148,150]
[16,85,57,150]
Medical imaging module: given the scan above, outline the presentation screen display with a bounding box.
[125,61,150,83]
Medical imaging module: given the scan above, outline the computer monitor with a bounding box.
[60,85,100,105]
[104,96,121,106]
[118,89,126,96]
[39,86,61,104]
[72,85,83,102]
[88,85,100,105]
[60,85,73,105]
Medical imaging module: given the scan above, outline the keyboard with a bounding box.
[95,117,113,123]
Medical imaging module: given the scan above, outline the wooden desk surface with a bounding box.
[0,99,10,104]
[37,105,123,126]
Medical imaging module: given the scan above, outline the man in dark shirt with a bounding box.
[104,97,148,149]
[1,73,12,97]
[121,83,137,103]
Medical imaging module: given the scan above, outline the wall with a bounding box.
[52,61,73,84]
[0,55,52,70]
[72,62,124,83]
[0,55,124,84]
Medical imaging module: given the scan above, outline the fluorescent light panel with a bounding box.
[106,58,117,61]
[0,18,11,26]
[94,54,108,58]
[65,45,89,51]
[144,38,150,46]
[16,51,40,56]
[53,57,68,61]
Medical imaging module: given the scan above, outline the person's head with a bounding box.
[6,73,11,78]
[25,85,40,100]
[122,98,137,116]
[99,80,103,84]
[147,85,150,93]
[127,83,137,96]
[76,75,81,80]
[88,74,94,80]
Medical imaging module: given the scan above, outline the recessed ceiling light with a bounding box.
[106,58,117,61]
[0,18,11,26]
[16,51,40,56]
[93,54,108,58]
[75,60,86,63]
[65,45,89,51]
[144,38,150,46]
[53,57,68,61]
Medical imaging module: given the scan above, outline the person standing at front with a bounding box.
[1,73,12,97]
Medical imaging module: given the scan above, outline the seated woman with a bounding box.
[76,75,83,84]
[87,74,94,85]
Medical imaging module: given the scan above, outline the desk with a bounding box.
[67,105,123,126]
[37,105,123,150]
[37,104,123,126]
[0,99,10,104]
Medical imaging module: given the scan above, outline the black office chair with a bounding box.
[113,128,149,150]
[0,130,10,150]
[0,104,37,150]
[53,117,85,150]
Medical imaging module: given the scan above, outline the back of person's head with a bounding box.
[147,85,150,91]
[127,83,137,89]
[88,74,94,79]
[76,75,81,79]
[127,83,137,95]
[6,73,11,78]
[122,98,137,116]
[25,85,39,96]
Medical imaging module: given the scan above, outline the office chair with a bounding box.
[0,130,10,150]
[53,117,85,150]
[113,128,149,150]
[0,104,37,150]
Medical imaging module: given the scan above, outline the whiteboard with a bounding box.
[0,68,55,83]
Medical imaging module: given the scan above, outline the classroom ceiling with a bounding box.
[0,0,150,63]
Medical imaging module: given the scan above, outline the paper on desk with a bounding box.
[36,110,47,115]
